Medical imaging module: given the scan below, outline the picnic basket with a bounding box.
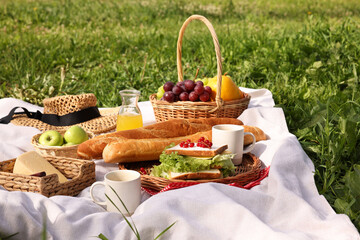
[31,130,95,158]
[149,15,251,122]
[119,153,261,192]
[0,155,95,197]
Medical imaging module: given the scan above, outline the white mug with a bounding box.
[212,124,256,165]
[90,170,141,215]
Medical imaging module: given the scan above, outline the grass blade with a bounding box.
[42,212,47,240]
[105,193,140,239]
[1,233,19,240]
[106,185,140,239]
[153,221,176,240]
[96,233,109,240]
[108,185,140,236]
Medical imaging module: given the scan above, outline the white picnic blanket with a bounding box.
[0,88,358,240]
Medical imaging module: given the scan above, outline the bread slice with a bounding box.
[169,169,221,180]
[164,144,228,157]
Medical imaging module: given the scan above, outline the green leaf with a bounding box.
[312,61,323,69]
[348,165,360,198]
[339,117,357,151]
[351,195,360,213]
[334,198,351,213]
[151,151,235,179]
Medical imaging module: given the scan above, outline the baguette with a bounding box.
[103,131,212,163]
[77,136,125,159]
[78,118,243,159]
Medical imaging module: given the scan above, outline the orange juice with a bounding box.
[116,113,143,131]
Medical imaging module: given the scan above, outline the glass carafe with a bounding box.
[116,89,143,131]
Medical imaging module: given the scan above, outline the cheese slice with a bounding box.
[169,169,221,180]
[13,151,68,183]
[165,144,228,157]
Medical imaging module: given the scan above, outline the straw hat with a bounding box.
[10,94,117,134]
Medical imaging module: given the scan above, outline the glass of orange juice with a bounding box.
[116,89,143,131]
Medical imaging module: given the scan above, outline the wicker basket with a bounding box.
[119,153,261,192]
[0,155,95,197]
[150,15,251,122]
[31,130,95,158]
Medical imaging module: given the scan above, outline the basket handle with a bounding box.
[177,15,224,112]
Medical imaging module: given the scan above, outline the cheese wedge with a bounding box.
[13,151,68,183]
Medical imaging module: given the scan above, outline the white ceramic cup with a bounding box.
[212,124,256,165]
[90,170,141,215]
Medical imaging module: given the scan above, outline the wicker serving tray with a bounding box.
[119,153,261,192]
[0,155,96,197]
[149,15,250,122]
[31,130,95,158]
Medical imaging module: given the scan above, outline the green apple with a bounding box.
[156,85,165,99]
[64,126,88,145]
[39,130,64,146]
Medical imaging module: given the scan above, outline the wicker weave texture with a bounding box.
[43,93,97,115]
[119,153,261,192]
[0,156,96,197]
[150,15,250,122]
[150,93,250,122]
[12,115,116,135]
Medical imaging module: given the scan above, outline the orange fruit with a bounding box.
[207,75,243,101]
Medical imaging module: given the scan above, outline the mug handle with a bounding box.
[243,132,256,153]
[90,182,107,206]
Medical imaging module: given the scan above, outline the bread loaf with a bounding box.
[78,118,243,159]
[103,131,212,163]
[243,126,267,145]
[102,126,266,163]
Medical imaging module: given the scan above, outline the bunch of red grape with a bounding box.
[161,80,212,103]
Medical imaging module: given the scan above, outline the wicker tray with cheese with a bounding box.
[0,151,95,197]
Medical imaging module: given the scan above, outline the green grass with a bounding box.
[1,0,360,231]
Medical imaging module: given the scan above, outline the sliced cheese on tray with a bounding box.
[13,151,68,183]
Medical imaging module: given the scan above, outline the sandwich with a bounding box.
[150,138,236,180]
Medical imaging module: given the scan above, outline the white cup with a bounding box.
[90,170,141,215]
[212,124,256,165]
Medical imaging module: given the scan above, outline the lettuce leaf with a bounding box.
[151,150,236,179]
[210,153,237,177]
